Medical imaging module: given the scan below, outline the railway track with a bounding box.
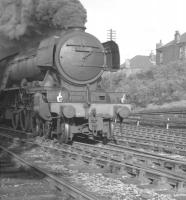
[0,146,60,200]
[129,107,186,129]
[2,121,186,151]
[117,124,186,142]
[69,142,186,190]
[70,141,186,176]
[0,135,100,200]
[33,141,186,199]
[107,143,186,175]
[0,128,184,199]
[2,123,186,155]
[112,124,186,155]
[6,130,186,176]
[114,134,186,153]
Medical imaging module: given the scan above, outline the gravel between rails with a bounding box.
[0,127,186,199]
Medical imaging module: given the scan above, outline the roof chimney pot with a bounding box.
[156,40,162,49]
[174,31,180,43]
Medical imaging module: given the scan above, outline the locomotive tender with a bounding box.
[0,26,130,143]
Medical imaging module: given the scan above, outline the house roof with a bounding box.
[158,32,186,49]
[129,55,155,69]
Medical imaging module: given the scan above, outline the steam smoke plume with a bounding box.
[0,0,87,40]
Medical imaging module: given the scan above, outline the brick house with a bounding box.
[156,31,186,65]
[120,53,156,77]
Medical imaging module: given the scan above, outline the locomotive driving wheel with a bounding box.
[61,122,70,143]
[58,119,71,144]
[20,109,29,131]
[11,111,19,130]
[31,115,43,137]
[109,120,115,137]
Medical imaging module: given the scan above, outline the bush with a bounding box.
[101,61,186,107]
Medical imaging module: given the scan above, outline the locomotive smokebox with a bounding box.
[55,28,106,85]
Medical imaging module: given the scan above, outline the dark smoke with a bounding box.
[0,0,87,40]
[0,0,87,59]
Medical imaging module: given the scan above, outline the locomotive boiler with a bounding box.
[0,26,130,143]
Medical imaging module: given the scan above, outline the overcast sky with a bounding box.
[80,0,186,63]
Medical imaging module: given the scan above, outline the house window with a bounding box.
[160,52,163,64]
[179,46,184,59]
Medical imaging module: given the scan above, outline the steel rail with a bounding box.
[72,141,186,175]
[0,144,99,200]
[72,141,186,170]
[65,142,186,191]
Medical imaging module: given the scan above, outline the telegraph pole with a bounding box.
[107,29,116,41]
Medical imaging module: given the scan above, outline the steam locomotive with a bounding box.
[0,26,130,143]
